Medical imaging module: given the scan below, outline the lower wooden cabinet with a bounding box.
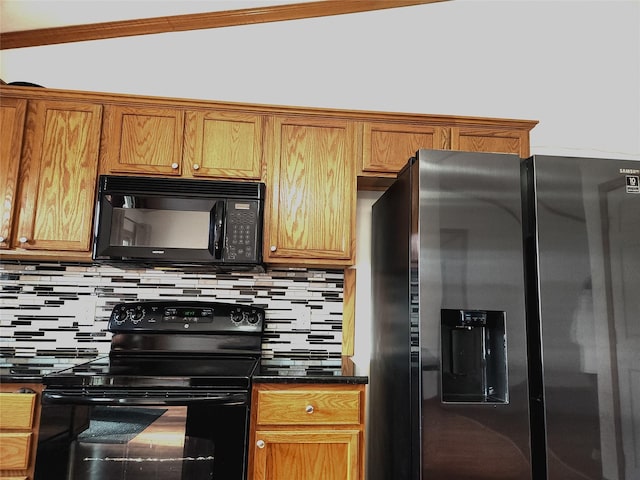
[248,383,365,480]
[0,384,42,480]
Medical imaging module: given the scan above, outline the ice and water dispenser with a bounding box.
[441,309,508,404]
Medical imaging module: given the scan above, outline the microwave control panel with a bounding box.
[225,200,260,262]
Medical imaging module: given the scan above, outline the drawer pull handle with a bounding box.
[305,405,314,414]
[256,440,265,449]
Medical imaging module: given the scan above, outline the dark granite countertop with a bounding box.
[1,355,368,385]
[255,356,368,384]
[0,355,101,383]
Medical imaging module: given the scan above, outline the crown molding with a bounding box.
[0,0,448,50]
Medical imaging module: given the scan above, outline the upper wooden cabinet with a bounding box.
[2,98,102,257]
[101,105,264,179]
[100,105,185,176]
[450,126,530,157]
[357,117,535,189]
[0,97,27,248]
[361,121,448,175]
[264,116,357,266]
[183,110,264,179]
[0,85,537,267]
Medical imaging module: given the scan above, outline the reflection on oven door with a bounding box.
[36,404,248,480]
[68,406,212,479]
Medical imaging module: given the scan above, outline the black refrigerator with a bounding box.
[369,149,640,480]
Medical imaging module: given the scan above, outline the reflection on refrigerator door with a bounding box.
[369,150,640,480]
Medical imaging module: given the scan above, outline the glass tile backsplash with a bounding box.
[0,263,344,368]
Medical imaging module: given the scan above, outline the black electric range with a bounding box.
[36,300,266,480]
[43,300,265,398]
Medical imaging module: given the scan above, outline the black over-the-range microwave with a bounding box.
[93,175,266,270]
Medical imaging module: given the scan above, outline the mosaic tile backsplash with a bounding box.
[0,262,344,368]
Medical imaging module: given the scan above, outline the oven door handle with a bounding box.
[42,390,248,407]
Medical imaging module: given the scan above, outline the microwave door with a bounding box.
[209,201,226,260]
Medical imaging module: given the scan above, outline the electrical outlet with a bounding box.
[296,307,311,332]
[79,296,97,320]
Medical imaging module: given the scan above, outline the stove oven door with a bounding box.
[35,389,250,480]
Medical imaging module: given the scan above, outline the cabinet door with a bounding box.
[0,384,42,480]
[362,121,447,174]
[101,105,184,175]
[252,429,360,480]
[14,100,102,251]
[451,126,530,157]
[183,110,263,179]
[0,97,27,249]
[265,116,356,265]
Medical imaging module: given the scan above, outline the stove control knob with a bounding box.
[230,312,243,324]
[113,310,128,324]
[247,313,260,324]
[130,308,144,323]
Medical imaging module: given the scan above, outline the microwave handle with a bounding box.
[209,201,226,259]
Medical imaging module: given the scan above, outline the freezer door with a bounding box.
[417,149,532,479]
[529,155,640,480]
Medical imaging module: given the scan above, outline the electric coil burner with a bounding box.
[36,301,265,480]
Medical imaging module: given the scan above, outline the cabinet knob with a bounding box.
[256,440,265,449]
[270,245,277,252]
[305,405,314,414]
[0,236,5,243]
[193,164,200,170]
[19,236,28,244]
[171,163,179,169]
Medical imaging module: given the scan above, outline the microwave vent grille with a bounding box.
[100,175,265,199]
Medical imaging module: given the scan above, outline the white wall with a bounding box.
[2,0,639,371]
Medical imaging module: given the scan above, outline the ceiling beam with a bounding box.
[0,0,449,50]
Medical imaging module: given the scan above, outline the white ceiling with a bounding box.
[0,0,315,33]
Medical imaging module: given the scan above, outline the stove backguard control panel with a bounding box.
[108,301,265,333]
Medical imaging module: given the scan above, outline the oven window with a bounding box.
[36,404,248,480]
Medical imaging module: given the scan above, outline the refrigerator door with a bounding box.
[527,155,640,480]
[417,150,532,479]
[370,157,414,480]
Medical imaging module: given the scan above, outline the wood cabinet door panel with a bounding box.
[362,122,446,174]
[256,390,361,425]
[103,105,184,175]
[0,433,32,470]
[451,127,528,156]
[0,393,36,430]
[253,430,359,480]
[16,100,102,251]
[266,116,356,263]
[0,98,27,248]
[184,110,263,179]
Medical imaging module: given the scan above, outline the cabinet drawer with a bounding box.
[0,432,32,470]
[0,393,36,429]
[256,389,361,426]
